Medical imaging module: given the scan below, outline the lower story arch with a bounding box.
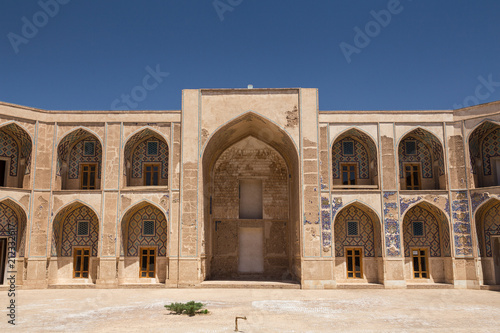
[476,199,500,285]
[333,202,383,283]
[402,202,452,283]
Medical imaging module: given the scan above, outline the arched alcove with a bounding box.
[0,122,32,188]
[398,128,446,190]
[468,121,500,188]
[202,112,300,281]
[475,198,500,285]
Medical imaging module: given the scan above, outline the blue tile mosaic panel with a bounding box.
[452,191,473,256]
[383,191,401,257]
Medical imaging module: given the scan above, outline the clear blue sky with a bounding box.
[1,0,499,111]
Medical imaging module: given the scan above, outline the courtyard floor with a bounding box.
[0,287,499,332]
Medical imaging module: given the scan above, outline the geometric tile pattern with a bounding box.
[125,205,167,257]
[57,129,101,176]
[410,128,445,177]
[0,123,32,175]
[398,136,433,178]
[403,204,444,257]
[123,129,168,174]
[478,200,500,257]
[481,127,500,176]
[383,191,402,257]
[51,204,99,257]
[468,121,498,174]
[68,138,102,179]
[0,130,19,176]
[321,194,332,252]
[131,139,168,180]
[332,136,370,179]
[0,201,27,257]
[334,204,378,257]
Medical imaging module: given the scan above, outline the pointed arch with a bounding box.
[397,127,446,190]
[56,127,103,190]
[475,198,500,258]
[120,200,168,257]
[402,201,451,258]
[467,120,500,187]
[123,127,169,186]
[333,201,383,258]
[0,121,33,183]
[50,201,100,257]
[202,111,300,280]
[0,198,28,256]
[331,127,378,187]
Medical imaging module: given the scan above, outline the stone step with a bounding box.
[337,283,384,289]
[199,280,301,289]
[406,283,454,289]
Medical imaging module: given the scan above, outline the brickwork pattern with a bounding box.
[0,201,26,256]
[59,205,99,257]
[0,130,18,176]
[131,139,169,180]
[398,137,433,178]
[481,127,500,176]
[403,205,444,257]
[480,200,500,257]
[332,136,370,179]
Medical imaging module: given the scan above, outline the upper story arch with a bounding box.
[397,127,446,190]
[0,122,33,188]
[468,120,500,188]
[123,127,169,187]
[56,127,103,190]
[331,128,378,188]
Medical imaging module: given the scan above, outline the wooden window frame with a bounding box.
[345,247,363,279]
[73,247,91,279]
[404,163,421,190]
[0,158,8,187]
[341,163,357,186]
[146,141,159,156]
[411,248,429,279]
[83,141,96,157]
[76,220,90,237]
[346,220,359,237]
[139,247,156,278]
[143,163,160,186]
[80,163,97,190]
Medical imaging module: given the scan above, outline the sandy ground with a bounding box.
[0,288,499,332]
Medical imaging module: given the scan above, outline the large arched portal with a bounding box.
[202,112,300,281]
[475,199,500,285]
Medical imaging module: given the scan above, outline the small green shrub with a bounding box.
[165,301,207,316]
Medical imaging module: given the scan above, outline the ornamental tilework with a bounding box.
[126,205,167,257]
[452,191,473,256]
[0,131,18,176]
[124,129,168,173]
[479,200,500,257]
[0,123,32,175]
[68,138,102,179]
[469,122,498,174]
[332,136,372,179]
[410,128,445,177]
[131,139,169,180]
[383,191,401,257]
[481,128,500,176]
[334,205,378,257]
[58,206,99,257]
[398,137,433,178]
[57,129,100,176]
[403,205,449,257]
[0,202,26,257]
[321,194,332,252]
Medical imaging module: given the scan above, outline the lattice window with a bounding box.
[83,141,95,156]
[405,141,417,155]
[147,141,159,156]
[143,220,155,236]
[347,220,359,236]
[412,221,424,237]
[343,141,354,156]
[77,220,90,237]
